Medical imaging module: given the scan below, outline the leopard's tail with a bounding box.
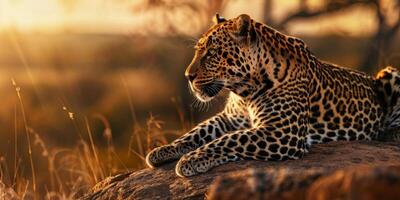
[375,66,400,141]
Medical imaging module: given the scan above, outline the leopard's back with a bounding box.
[306,61,385,144]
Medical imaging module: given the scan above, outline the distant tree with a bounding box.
[134,0,229,35]
[272,0,400,73]
[360,0,400,72]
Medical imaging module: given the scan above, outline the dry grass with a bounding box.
[0,30,195,199]
[1,33,187,198]
[1,79,183,199]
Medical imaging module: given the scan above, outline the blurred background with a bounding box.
[0,0,399,198]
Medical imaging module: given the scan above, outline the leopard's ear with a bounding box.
[229,14,256,46]
[214,13,226,24]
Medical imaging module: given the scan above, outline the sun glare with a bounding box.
[0,0,137,33]
[0,0,394,36]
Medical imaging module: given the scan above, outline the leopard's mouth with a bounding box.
[189,81,224,102]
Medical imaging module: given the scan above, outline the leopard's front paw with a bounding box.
[146,145,179,168]
[175,152,212,177]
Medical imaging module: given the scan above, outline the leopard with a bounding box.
[145,14,400,177]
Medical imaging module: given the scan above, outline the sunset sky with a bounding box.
[0,0,396,36]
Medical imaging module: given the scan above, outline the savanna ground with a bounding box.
[0,0,400,199]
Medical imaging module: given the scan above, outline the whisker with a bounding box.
[205,101,211,112]
[188,79,225,112]
[192,99,199,109]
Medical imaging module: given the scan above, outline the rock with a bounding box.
[207,166,400,200]
[81,141,400,200]
[208,168,326,200]
[307,166,400,200]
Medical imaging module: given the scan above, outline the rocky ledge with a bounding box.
[81,141,400,200]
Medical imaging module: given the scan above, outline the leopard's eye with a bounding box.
[208,48,216,55]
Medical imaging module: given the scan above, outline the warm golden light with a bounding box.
[0,0,137,33]
[0,0,398,198]
[0,0,395,36]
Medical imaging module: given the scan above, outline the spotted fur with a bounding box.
[146,14,400,177]
[375,66,400,140]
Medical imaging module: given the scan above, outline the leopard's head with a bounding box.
[185,14,258,102]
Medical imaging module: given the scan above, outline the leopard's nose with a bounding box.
[187,74,197,82]
[185,71,197,82]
